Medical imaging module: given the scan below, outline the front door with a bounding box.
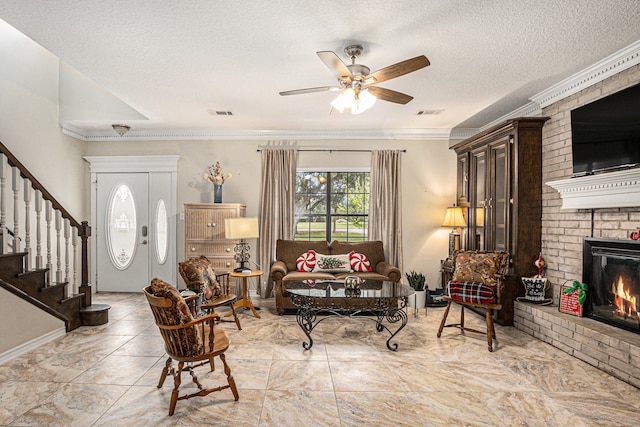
[96,173,150,292]
[85,155,178,293]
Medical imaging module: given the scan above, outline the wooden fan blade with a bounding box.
[279,86,338,96]
[368,87,414,104]
[317,51,353,80]
[365,55,430,85]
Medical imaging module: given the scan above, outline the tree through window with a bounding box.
[294,171,369,241]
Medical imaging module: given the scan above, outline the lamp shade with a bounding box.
[225,217,259,239]
[442,206,466,228]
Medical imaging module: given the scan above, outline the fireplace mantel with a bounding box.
[546,168,640,209]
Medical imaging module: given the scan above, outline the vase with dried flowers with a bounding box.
[204,162,232,203]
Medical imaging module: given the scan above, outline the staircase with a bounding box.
[0,141,109,332]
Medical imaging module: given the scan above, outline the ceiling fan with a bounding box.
[279,45,430,114]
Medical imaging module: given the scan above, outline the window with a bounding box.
[155,199,168,264]
[295,171,369,242]
[106,183,137,270]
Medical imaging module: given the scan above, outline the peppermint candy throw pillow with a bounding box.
[296,250,317,272]
[349,251,373,272]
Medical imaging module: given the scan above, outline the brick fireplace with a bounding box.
[513,62,640,388]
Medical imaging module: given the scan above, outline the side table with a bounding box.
[226,270,263,319]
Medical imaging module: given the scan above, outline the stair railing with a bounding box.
[0,141,91,306]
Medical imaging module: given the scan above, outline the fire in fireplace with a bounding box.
[583,238,640,334]
[612,276,638,320]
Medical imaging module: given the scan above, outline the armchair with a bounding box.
[437,250,509,352]
[144,278,239,416]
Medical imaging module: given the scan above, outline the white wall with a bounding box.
[0,288,65,357]
[0,20,87,218]
[0,19,89,353]
[84,138,457,289]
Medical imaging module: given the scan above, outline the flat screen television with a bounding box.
[571,82,640,175]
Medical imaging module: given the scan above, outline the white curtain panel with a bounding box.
[258,149,297,297]
[368,150,403,273]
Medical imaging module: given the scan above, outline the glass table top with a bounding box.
[284,280,414,299]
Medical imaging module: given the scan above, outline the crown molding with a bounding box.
[63,123,451,142]
[479,102,543,133]
[449,102,542,142]
[60,122,89,140]
[531,39,640,108]
[456,39,640,140]
[449,128,480,141]
[83,155,180,173]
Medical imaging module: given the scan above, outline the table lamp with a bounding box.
[442,205,466,257]
[225,217,259,272]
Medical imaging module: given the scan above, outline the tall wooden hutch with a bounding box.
[448,117,549,325]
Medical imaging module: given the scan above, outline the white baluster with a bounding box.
[64,218,70,285]
[24,179,32,270]
[72,227,78,294]
[35,190,43,268]
[0,155,6,253]
[55,210,62,285]
[12,167,20,252]
[45,200,52,285]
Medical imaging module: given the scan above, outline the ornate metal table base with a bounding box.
[291,294,409,351]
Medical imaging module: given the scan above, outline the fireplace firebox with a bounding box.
[583,238,640,334]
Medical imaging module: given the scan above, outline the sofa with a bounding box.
[270,239,401,314]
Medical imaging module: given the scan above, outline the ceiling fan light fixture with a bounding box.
[280,46,429,112]
[331,87,376,115]
[330,99,345,113]
[331,88,356,113]
[352,89,376,115]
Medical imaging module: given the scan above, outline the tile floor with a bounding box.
[1,292,639,426]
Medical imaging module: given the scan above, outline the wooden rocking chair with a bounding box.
[144,279,239,416]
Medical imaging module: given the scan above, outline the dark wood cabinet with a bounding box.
[452,117,549,325]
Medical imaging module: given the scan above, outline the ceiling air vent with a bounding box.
[416,109,444,116]
[208,110,234,116]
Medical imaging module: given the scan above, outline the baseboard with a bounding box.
[0,327,66,364]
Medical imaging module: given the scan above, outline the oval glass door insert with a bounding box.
[155,199,168,264]
[107,184,137,270]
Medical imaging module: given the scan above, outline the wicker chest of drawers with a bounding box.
[184,203,246,272]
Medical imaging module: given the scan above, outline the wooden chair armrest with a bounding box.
[183,294,198,303]
[156,312,218,331]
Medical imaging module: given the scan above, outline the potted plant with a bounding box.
[405,270,427,309]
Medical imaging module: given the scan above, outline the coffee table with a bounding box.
[284,280,414,351]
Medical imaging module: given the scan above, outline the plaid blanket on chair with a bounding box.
[447,280,497,305]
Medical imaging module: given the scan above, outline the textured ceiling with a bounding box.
[1,0,640,138]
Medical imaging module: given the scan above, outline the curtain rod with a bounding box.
[256,148,406,153]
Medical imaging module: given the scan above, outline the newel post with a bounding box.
[79,220,92,307]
